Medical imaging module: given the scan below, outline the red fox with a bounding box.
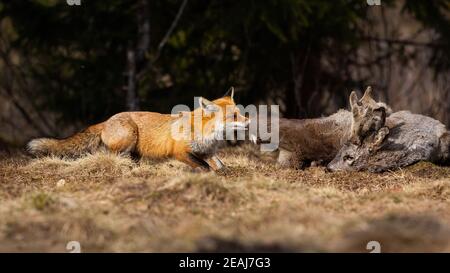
[27,87,249,171]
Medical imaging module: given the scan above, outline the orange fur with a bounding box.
[27,93,248,171]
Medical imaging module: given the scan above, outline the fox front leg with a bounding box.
[204,155,225,171]
[177,153,211,171]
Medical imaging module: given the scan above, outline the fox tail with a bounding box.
[27,123,104,157]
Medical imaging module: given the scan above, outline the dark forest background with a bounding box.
[0,0,449,145]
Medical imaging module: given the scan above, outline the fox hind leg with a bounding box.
[101,117,138,155]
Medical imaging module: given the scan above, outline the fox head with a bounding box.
[349,86,388,145]
[190,87,250,141]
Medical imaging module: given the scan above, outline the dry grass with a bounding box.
[0,145,449,252]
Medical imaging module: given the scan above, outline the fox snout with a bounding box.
[226,114,250,130]
[241,117,251,129]
[226,120,249,131]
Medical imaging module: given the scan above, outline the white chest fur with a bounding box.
[190,128,226,156]
[190,137,224,156]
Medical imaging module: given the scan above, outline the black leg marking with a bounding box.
[188,153,211,170]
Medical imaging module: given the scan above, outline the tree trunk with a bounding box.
[124,0,150,111]
[289,43,322,118]
[136,0,150,68]
[126,47,139,111]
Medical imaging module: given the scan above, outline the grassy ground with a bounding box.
[0,145,449,252]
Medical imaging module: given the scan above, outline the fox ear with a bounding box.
[199,97,219,113]
[223,86,235,100]
[349,91,360,116]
